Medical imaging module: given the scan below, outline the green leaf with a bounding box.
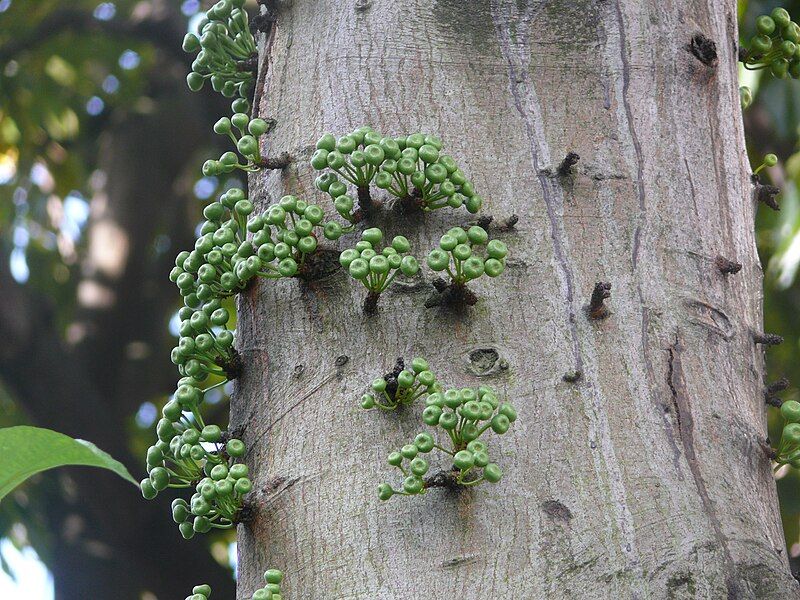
[0,426,137,501]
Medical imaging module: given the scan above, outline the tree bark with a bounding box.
[235,0,800,597]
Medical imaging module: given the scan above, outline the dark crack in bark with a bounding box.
[668,336,740,597]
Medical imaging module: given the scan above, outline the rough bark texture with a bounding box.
[235,0,800,597]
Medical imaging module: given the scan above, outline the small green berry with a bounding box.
[756,15,776,35]
[487,239,508,259]
[467,440,488,454]
[473,451,490,467]
[249,118,269,136]
[227,438,246,457]
[265,569,283,584]
[410,457,429,476]
[418,370,435,387]
[453,450,474,470]
[422,405,442,425]
[179,521,196,539]
[439,412,458,430]
[782,400,800,423]
[337,135,356,154]
[499,403,517,422]
[491,414,511,434]
[403,475,424,494]
[317,133,336,151]
[467,226,488,245]
[784,423,800,444]
[349,258,370,280]
[362,228,383,245]
[427,249,450,271]
[369,255,390,275]
[234,478,252,495]
[397,370,415,388]
[400,255,419,277]
[484,463,502,483]
[213,117,232,134]
[772,59,789,79]
[361,394,376,409]
[140,478,157,500]
[378,483,394,501]
[401,444,419,459]
[410,357,429,373]
[364,144,385,166]
[414,432,435,453]
[484,258,505,277]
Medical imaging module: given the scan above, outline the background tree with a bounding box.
[234,0,799,597]
[0,1,236,597]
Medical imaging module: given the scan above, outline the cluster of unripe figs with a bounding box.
[774,401,800,469]
[739,7,800,108]
[183,0,255,99]
[735,8,800,497]
[137,0,520,594]
[150,109,513,521]
[741,7,800,78]
[360,357,516,500]
[185,570,283,600]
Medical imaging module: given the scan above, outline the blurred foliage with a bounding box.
[0,0,238,586]
[0,0,160,323]
[743,0,800,567]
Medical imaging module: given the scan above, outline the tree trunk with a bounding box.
[235,1,800,597]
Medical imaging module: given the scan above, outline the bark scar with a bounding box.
[613,0,646,270]
[541,499,573,522]
[667,335,740,596]
[688,33,718,66]
[441,554,479,569]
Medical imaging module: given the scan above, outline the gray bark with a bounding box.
[234,0,800,597]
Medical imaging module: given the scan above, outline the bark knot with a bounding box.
[586,282,611,320]
[557,152,580,177]
[541,499,572,522]
[715,255,741,275]
[688,33,717,66]
[476,213,518,232]
[467,348,501,376]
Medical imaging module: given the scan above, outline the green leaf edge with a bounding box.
[0,426,137,502]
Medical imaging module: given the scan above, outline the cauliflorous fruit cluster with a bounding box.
[741,8,800,78]
[312,126,483,214]
[340,228,419,304]
[427,226,507,285]
[141,381,251,538]
[185,570,285,600]
[378,382,517,500]
[775,400,800,468]
[252,570,285,600]
[205,111,272,174]
[360,357,439,411]
[183,0,256,98]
